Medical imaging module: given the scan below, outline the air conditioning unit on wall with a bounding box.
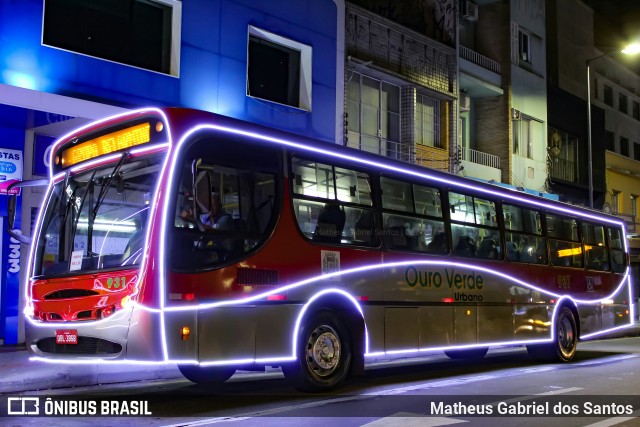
[462,0,479,22]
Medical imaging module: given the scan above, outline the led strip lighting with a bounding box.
[26,109,634,367]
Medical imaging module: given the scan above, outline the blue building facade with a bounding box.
[0,0,343,344]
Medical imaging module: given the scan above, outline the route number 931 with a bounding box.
[106,277,127,289]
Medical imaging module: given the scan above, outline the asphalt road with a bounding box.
[6,336,640,427]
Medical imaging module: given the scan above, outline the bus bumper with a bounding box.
[25,305,165,362]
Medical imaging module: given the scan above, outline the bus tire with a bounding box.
[177,365,235,385]
[526,306,578,362]
[283,311,352,392]
[444,347,488,360]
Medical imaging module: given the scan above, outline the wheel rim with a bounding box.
[305,324,341,377]
[557,314,576,358]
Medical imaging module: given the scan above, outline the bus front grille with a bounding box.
[36,337,122,355]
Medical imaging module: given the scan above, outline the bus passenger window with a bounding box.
[477,234,498,259]
[351,208,378,245]
[609,227,626,273]
[454,235,476,257]
[426,231,448,253]
[583,223,609,271]
[313,203,345,243]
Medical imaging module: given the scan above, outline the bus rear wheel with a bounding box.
[178,365,235,385]
[283,311,352,392]
[445,347,488,360]
[527,306,578,362]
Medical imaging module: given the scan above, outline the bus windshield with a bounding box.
[33,154,163,276]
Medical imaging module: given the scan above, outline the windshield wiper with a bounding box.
[93,152,130,219]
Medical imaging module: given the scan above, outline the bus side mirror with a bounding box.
[6,179,49,245]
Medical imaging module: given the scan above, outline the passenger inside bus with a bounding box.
[200,192,234,231]
[313,203,345,243]
[477,235,498,259]
[454,235,476,257]
[353,209,376,244]
[506,240,519,261]
[426,231,447,254]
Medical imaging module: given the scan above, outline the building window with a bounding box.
[632,195,638,219]
[620,136,630,156]
[635,142,640,161]
[518,30,531,64]
[633,101,640,120]
[619,93,628,114]
[605,130,615,151]
[514,117,540,159]
[612,191,621,214]
[548,127,578,183]
[346,72,400,157]
[415,94,441,148]
[247,26,312,111]
[43,0,181,76]
[603,85,613,107]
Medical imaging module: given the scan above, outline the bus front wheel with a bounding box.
[527,306,578,362]
[283,311,352,392]
[178,365,235,385]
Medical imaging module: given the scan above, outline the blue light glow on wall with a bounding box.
[0,0,339,142]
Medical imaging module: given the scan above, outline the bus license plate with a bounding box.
[55,330,78,345]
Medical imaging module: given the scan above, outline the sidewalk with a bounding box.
[0,345,182,393]
[1,323,639,394]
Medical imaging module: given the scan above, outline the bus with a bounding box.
[16,107,634,392]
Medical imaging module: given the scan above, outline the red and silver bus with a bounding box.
[17,107,634,391]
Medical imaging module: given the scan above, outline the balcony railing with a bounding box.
[460,46,501,74]
[461,147,501,169]
[549,158,577,183]
[346,138,416,164]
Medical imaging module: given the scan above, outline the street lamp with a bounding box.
[587,43,640,209]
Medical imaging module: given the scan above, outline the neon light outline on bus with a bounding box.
[24,108,634,370]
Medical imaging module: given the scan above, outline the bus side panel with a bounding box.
[385,308,419,350]
[198,307,256,361]
[454,306,478,344]
[514,304,553,338]
[160,310,197,361]
[126,307,167,361]
[418,306,454,347]
[363,305,385,354]
[578,305,602,336]
[477,305,514,343]
[254,304,300,359]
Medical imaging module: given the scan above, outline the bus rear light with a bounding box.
[181,326,190,341]
[184,293,195,301]
[267,294,287,301]
[442,297,454,303]
[356,296,369,301]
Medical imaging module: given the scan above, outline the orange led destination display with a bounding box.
[60,122,151,168]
